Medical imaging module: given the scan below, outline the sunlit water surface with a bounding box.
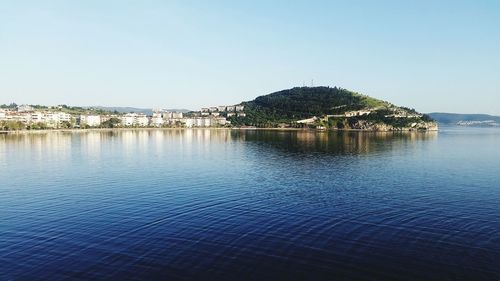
[1,128,499,281]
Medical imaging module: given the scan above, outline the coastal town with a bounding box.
[0,86,438,132]
[0,101,433,132]
[0,104,245,130]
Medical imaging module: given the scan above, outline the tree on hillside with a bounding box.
[101,117,122,128]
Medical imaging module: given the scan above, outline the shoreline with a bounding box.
[0,127,438,135]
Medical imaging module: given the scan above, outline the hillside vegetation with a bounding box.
[228,87,435,130]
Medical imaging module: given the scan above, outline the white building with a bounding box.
[57,112,72,123]
[384,112,423,118]
[184,118,196,128]
[180,117,222,128]
[43,112,71,127]
[195,118,205,127]
[235,105,245,112]
[31,112,44,123]
[163,111,173,119]
[80,115,101,127]
[345,110,371,117]
[151,116,164,127]
[215,117,230,126]
[226,106,235,112]
[121,114,136,126]
[136,115,149,127]
[0,109,6,120]
[297,117,318,124]
[17,105,34,112]
[121,113,149,127]
[172,112,183,119]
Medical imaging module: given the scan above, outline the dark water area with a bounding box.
[1,128,499,280]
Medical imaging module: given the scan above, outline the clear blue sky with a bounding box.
[1,0,499,114]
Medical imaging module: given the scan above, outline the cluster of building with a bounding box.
[86,110,234,128]
[0,105,242,128]
[0,106,72,128]
[139,110,231,128]
[384,112,423,118]
[78,111,232,128]
[327,109,422,119]
[200,105,246,117]
[297,109,424,126]
[326,110,373,118]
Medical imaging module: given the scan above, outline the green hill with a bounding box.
[228,87,436,131]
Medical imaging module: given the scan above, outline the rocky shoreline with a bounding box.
[345,120,439,132]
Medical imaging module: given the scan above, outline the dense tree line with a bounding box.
[0,103,18,109]
[0,121,73,131]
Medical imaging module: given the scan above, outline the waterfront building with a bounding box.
[163,111,173,119]
[172,112,183,119]
[184,118,195,128]
[58,112,72,123]
[136,115,149,127]
[195,118,205,127]
[6,112,26,123]
[80,115,101,127]
[151,116,164,127]
[215,117,230,126]
[121,114,136,126]
[44,112,72,127]
[120,113,149,127]
[31,112,44,123]
[297,117,318,124]
[122,114,137,126]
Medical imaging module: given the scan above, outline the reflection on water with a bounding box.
[1,128,499,281]
[0,129,438,158]
[234,130,437,154]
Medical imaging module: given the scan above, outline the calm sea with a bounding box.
[1,128,499,281]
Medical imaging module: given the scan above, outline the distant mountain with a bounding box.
[229,86,437,131]
[428,113,500,126]
[88,107,191,115]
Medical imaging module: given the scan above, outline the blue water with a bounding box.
[1,128,499,281]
